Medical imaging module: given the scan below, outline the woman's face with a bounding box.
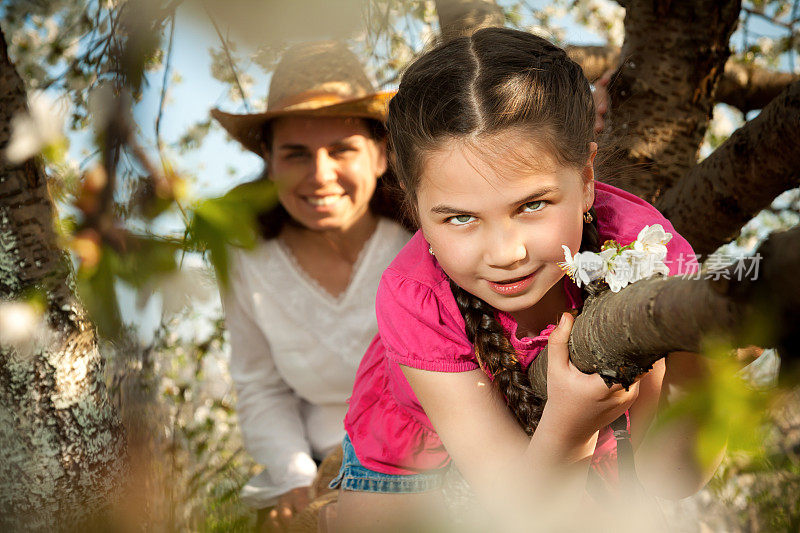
[267,116,387,232]
[416,134,596,317]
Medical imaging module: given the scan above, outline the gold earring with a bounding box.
[583,211,593,223]
[428,246,435,256]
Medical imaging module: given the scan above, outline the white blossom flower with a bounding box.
[137,266,216,317]
[633,224,672,260]
[5,92,67,164]
[606,250,637,292]
[559,245,614,287]
[558,245,579,279]
[561,224,673,293]
[0,300,52,359]
[632,250,670,280]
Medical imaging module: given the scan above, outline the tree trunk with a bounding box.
[607,0,741,204]
[0,26,126,530]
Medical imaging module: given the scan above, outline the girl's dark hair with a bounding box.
[255,118,411,239]
[388,27,602,434]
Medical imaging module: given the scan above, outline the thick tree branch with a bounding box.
[657,81,800,257]
[567,45,799,113]
[528,225,800,411]
[717,61,800,113]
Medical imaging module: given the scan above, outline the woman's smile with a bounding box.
[303,193,345,209]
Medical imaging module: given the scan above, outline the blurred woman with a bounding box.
[211,41,411,531]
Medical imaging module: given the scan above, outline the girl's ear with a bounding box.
[582,142,597,212]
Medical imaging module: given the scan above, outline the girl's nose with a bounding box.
[484,226,528,268]
[310,149,338,184]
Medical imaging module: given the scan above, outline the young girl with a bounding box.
[329,28,717,531]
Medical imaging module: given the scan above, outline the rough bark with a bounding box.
[434,0,504,41]
[717,61,800,113]
[528,225,800,406]
[566,44,799,112]
[607,0,740,204]
[658,80,800,257]
[0,26,126,530]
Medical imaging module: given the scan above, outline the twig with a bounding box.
[742,6,796,30]
[128,136,190,227]
[203,2,251,112]
[155,12,177,153]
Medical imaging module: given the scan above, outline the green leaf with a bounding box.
[187,180,277,287]
[77,248,123,338]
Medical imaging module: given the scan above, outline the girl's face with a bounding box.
[267,116,387,232]
[417,135,596,317]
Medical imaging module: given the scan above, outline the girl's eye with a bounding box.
[521,200,545,213]
[284,152,309,161]
[447,214,475,226]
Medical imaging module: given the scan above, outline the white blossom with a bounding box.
[0,300,52,359]
[560,224,673,293]
[5,92,67,164]
[137,266,216,317]
[633,224,672,259]
[606,250,636,292]
[559,245,614,287]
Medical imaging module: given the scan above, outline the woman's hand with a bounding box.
[541,312,640,446]
[265,486,311,532]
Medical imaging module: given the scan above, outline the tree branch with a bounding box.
[717,60,800,113]
[566,45,799,112]
[204,4,251,112]
[528,224,800,416]
[155,11,176,153]
[657,80,800,257]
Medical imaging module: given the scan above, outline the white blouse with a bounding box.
[222,218,410,508]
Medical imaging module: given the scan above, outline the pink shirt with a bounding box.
[344,181,698,479]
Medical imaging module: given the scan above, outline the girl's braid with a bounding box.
[448,206,601,435]
[449,279,544,434]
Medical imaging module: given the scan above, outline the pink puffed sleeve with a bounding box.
[376,269,478,373]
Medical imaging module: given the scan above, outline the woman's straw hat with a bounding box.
[211,41,393,156]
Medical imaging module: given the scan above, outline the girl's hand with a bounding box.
[542,312,640,445]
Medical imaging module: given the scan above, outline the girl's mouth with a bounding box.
[486,270,537,295]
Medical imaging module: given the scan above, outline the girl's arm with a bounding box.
[400,313,639,521]
[630,351,725,499]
